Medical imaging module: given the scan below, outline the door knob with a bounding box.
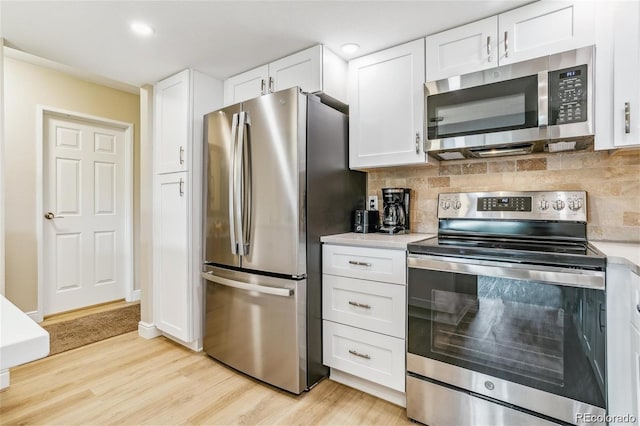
[44,212,64,219]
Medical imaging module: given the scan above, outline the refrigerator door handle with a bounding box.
[241,112,253,256]
[235,111,247,256]
[202,272,294,297]
[229,113,240,254]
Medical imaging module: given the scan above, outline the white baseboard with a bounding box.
[0,369,10,390]
[26,310,43,323]
[127,289,141,302]
[329,368,406,408]
[138,321,161,339]
[161,333,202,352]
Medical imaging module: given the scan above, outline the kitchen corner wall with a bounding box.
[3,56,141,313]
[368,149,640,242]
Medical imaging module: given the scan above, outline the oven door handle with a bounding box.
[407,255,605,290]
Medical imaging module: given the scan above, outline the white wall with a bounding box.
[1,37,5,296]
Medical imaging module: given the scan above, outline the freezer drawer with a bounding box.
[203,268,307,394]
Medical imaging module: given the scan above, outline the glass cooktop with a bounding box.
[408,236,606,271]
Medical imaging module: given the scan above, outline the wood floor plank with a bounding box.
[0,332,412,425]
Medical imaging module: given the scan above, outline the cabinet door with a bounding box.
[223,65,268,106]
[613,0,640,147]
[632,324,640,422]
[154,172,191,341]
[154,70,190,174]
[269,45,322,95]
[349,39,429,169]
[426,16,497,81]
[498,1,594,66]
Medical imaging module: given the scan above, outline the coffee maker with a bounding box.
[379,188,410,234]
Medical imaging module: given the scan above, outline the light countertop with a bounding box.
[0,295,50,389]
[320,232,434,250]
[591,241,640,275]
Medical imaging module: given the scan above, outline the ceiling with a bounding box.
[1,1,532,93]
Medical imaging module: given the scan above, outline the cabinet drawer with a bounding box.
[631,272,640,331]
[322,244,406,284]
[323,274,405,338]
[323,320,405,392]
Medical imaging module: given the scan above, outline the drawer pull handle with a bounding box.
[348,301,371,309]
[348,349,371,360]
[637,304,640,314]
[348,260,372,267]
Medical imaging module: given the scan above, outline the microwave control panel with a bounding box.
[549,64,588,125]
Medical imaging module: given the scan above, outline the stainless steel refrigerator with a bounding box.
[202,87,366,394]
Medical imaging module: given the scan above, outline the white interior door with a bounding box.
[43,113,128,315]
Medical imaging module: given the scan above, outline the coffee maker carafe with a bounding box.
[379,188,410,234]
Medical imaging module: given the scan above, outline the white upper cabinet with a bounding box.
[612,1,640,148]
[223,45,347,106]
[223,65,269,107]
[426,1,595,81]
[349,39,433,169]
[154,70,190,174]
[498,1,595,66]
[595,1,640,150]
[426,16,497,81]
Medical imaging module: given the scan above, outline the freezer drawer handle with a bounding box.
[348,301,371,309]
[348,349,371,360]
[348,260,372,267]
[202,272,294,297]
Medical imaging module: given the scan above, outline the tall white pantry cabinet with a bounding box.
[152,69,223,349]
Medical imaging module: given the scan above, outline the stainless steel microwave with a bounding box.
[425,46,594,160]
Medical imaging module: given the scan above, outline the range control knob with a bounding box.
[441,200,451,210]
[452,200,462,210]
[552,200,566,211]
[568,198,583,211]
[539,200,549,211]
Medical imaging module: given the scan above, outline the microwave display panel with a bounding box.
[427,75,539,140]
[549,64,588,125]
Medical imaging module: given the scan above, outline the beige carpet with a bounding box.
[43,304,140,356]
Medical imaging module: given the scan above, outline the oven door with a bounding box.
[407,254,606,424]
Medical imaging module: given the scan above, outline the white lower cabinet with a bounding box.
[632,324,640,423]
[323,321,405,392]
[153,172,189,340]
[322,243,407,406]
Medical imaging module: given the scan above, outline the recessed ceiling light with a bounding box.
[130,21,154,37]
[341,43,360,54]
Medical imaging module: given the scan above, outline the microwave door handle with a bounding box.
[538,71,549,127]
[240,112,252,256]
[229,113,239,255]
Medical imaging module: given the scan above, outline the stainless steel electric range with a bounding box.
[406,191,606,426]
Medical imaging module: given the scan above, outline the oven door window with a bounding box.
[427,75,539,140]
[407,268,606,409]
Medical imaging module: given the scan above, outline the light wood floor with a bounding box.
[0,332,413,425]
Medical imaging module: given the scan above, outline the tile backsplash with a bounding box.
[367,149,640,242]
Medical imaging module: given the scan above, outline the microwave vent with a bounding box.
[546,141,577,152]
[471,144,534,158]
[437,151,466,160]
